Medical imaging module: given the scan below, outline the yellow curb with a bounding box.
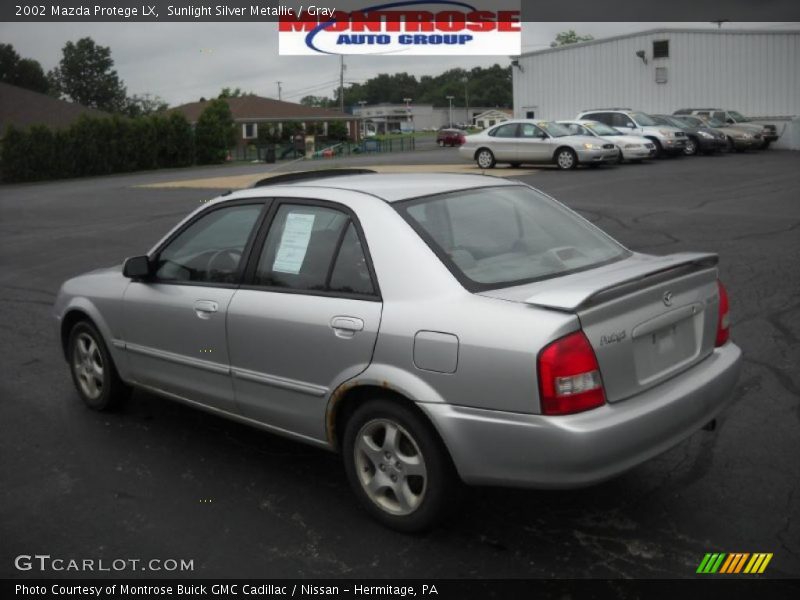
[137,164,538,190]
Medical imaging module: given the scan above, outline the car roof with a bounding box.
[225,172,519,204]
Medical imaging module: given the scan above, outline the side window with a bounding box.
[583,112,602,123]
[254,204,375,296]
[611,113,634,128]
[329,223,374,295]
[154,204,262,284]
[489,123,518,138]
[519,123,545,138]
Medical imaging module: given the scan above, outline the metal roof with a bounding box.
[515,28,800,59]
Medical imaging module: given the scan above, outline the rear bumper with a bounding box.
[576,148,619,163]
[420,342,742,488]
[620,146,652,160]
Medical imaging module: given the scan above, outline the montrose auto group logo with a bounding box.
[278,0,521,55]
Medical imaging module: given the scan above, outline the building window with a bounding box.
[242,123,258,139]
[655,67,668,84]
[653,40,669,59]
[525,111,535,119]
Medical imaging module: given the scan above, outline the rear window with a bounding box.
[397,186,629,291]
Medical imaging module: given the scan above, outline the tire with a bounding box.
[475,148,496,169]
[724,136,735,153]
[684,137,698,156]
[760,140,771,150]
[67,320,129,411]
[645,138,663,158]
[342,398,459,532]
[616,147,624,164]
[437,139,445,147]
[555,148,577,170]
[510,162,522,168]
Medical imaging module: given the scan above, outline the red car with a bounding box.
[436,128,466,147]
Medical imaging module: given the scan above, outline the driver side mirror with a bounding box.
[123,255,151,279]
[625,122,635,128]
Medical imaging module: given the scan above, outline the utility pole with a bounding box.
[276,81,282,101]
[462,75,470,128]
[446,95,454,128]
[339,55,345,113]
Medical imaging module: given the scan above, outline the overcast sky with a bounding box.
[0,21,796,106]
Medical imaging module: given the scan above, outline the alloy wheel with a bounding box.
[354,418,427,516]
[557,150,575,169]
[72,332,105,400]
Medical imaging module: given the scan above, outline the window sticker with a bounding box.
[273,212,316,274]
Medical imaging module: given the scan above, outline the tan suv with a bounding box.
[673,109,779,149]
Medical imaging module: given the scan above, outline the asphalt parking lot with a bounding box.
[1,149,798,579]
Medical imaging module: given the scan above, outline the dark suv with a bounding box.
[650,115,727,156]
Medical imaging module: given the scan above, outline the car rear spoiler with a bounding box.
[524,252,719,312]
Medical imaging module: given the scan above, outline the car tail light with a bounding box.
[715,280,730,347]
[537,331,606,415]
[457,134,466,145]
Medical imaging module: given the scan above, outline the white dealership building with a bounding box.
[512,28,800,149]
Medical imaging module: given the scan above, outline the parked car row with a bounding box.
[456,107,779,170]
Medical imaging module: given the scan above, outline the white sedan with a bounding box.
[558,120,656,163]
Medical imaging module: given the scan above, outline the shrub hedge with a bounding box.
[1,111,197,182]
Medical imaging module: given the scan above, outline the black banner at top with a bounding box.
[2,0,800,22]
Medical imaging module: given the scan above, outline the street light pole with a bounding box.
[446,95,454,128]
[403,97,412,131]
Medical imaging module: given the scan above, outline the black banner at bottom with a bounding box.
[4,579,800,600]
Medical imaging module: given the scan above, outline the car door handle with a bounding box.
[194,300,218,319]
[330,316,364,338]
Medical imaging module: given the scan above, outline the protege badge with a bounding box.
[600,331,627,346]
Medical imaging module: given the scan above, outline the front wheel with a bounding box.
[724,136,735,153]
[555,148,577,170]
[343,399,459,532]
[684,137,698,156]
[437,139,445,147]
[475,148,496,169]
[67,321,129,410]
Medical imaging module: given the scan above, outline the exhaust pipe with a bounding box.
[702,419,717,432]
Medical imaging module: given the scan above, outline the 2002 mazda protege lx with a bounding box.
[55,171,742,531]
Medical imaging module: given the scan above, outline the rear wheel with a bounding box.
[67,321,129,410]
[555,148,577,170]
[476,148,496,169]
[342,399,459,532]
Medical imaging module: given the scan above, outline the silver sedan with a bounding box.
[55,171,741,531]
[459,120,619,169]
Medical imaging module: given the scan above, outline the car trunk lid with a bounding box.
[479,252,721,403]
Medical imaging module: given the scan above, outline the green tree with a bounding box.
[218,87,249,98]
[194,99,236,164]
[550,30,594,48]
[124,93,169,117]
[300,95,330,107]
[0,43,50,93]
[48,37,127,111]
